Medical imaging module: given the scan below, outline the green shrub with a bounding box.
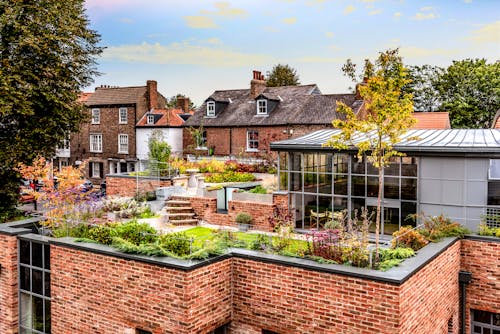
[478,223,500,237]
[205,171,256,183]
[158,232,191,256]
[249,234,271,251]
[248,185,267,194]
[379,247,415,261]
[391,226,428,250]
[87,224,117,245]
[420,215,470,242]
[235,212,252,225]
[378,259,403,271]
[112,220,158,245]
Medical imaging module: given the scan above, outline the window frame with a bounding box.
[118,134,129,154]
[91,108,100,124]
[257,99,267,115]
[206,101,216,117]
[89,133,102,153]
[91,162,100,178]
[119,107,128,124]
[147,114,155,124]
[246,130,259,152]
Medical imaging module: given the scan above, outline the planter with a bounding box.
[237,223,250,232]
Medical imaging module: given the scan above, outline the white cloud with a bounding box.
[420,6,434,11]
[282,17,297,24]
[184,16,218,29]
[467,21,500,44]
[369,9,382,15]
[394,12,402,18]
[413,12,437,20]
[463,0,472,3]
[118,17,134,24]
[344,5,356,15]
[102,41,271,67]
[399,46,458,58]
[200,2,247,18]
[325,31,335,39]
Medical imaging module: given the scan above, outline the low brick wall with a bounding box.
[0,233,19,334]
[461,237,500,333]
[106,175,171,197]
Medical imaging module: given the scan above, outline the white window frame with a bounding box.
[246,130,259,151]
[257,99,267,115]
[118,134,129,154]
[119,107,128,124]
[91,162,100,178]
[489,159,500,179]
[89,134,102,152]
[91,108,100,124]
[147,114,155,124]
[206,101,216,117]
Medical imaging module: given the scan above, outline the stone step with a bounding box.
[165,200,191,206]
[165,206,193,211]
[169,219,198,226]
[165,213,196,218]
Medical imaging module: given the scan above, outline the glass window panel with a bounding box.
[401,178,417,200]
[385,157,400,176]
[279,152,288,171]
[279,172,288,191]
[473,326,481,334]
[318,173,332,194]
[492,330,500,334]
[290,153,301,171]
[32,269,43,296]
[303,154,316,172]
[318,196,331,212]
[292,193,304,229]
[351,155,365,174]
[490,160,500,179]
[20,328,31,334]
[20,293,32,328]
[304,194,318,228]
[32,243,43,268]
[352,198,366,217]
[474,310,492,324]
[20,240,30,265]
[494,313,500,326]
[484,329,491,334]
[402,157,418,177]
[401,202,417,227]
[384,207,400,235]
[304,173,317,192]
[44,272,51,297]
[45,300,51,333]
[44,244,50,269]
[367,176,379,197]
[290,172,302,191]
[333,197,347,212]
[384,177,399,199]
[367,161,378,175]
[32,296,44,331]
[334,174,347,195]
[351,176,365,197]
[334,154,349,173]
[488,181,500,205]
[20,266,30,291]
[318,154,333,173]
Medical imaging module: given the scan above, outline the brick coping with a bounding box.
[14,233,459,285]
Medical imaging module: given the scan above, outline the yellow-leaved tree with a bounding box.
[326,49,416,265]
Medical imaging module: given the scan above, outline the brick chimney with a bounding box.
[355,77,368,100]
[176,96,190,113]
[146,80,158,110]
[250,70,266,99]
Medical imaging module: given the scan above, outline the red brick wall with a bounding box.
[51,244,232,334]
[106,175,171,197]
[461,238,500,333]
[399,240,461,334]
[230,258,400,334]
[0,234,19,334]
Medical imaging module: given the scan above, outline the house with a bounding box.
[183,70,364,159]
[411,111,451,129]
[70,80,167,181]
[270,128,500,233]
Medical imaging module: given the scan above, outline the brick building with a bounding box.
[70,80,167,182]
[0,218,498,334]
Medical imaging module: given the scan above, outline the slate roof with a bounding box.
[411,112,451,129]
[184,84,362,127]
[85,86,148,106]
[270,129,500,155]
[136,109,186,127]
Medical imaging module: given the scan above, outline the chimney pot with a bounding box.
[250,70,266,99]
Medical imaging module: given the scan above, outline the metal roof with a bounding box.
[270,129,500,155]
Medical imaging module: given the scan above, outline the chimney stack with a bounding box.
[146,80,158,110]
[176,96,190,113]
[250,70,266,99]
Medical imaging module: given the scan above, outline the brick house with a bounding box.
[70,80,167,182]
[183,70,364,159]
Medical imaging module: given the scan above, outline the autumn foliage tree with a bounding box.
[326,49,416,264]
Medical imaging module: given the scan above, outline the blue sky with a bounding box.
[84,0,499,106]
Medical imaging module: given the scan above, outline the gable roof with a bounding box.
[492,109,500,129]
[85,86,148,106]
[411,112,451,129]
[184,84,362,127]
[136,109,186,127]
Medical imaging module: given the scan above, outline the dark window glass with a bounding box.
[367,176,379,197]
[474,309,494,324]
[279,152,288,171]
[494,313,500,326]
[44,273,51,297]
[352,176,365,196]
[318,173,332,194]
[385,158,400,176]
[290,153,301,171]
[304,173,317,192]
[45,300,51,333]
[32,269,43,296]
[473,325,481,333]
[384,207,400,235]
[136,329,152,334]
[262,330,279,334]
[212,323,229,334]
[333,197,347,212]
[384,177,399,199]
[32,296,44,331]
[351,156,365,174]
[303,154,316,172]
[20,266,30,291]
[318,154,332,173]
[352,198,365,212]
[44,244,50,269]
[279,172,288,190]
[484,329,491,334]
[493,330,500,334]
[367,161,378,175]
[20,240,30,265]
[32,243,43,268]
[334,154,349,173]
[401,178,417,200]
[401,202,417,226]
[402,157,418,177]
[488,181,500,205]
[334,174,347,195]
[290,172,302,191]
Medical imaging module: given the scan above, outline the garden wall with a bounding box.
[106,175,171,197]
[0,233,19,334]
[461,237,500,334]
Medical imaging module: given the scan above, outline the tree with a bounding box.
[0,0,102,218]
[435,59,499,128]
[266,64,300,87]
[166,94,196,110]
[148,130,171,164]
[326,49,415,264]
[406,65,443,112]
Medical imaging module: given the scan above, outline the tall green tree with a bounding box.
[148,130,172,164]
[435,59,499,128]
[266,64,300,87]
[406,65,443,112]
[327,49,415,264]
[0,0,102,220]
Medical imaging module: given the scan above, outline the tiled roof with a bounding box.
[184,84,361,127]
[492,109,500,129]
[411,112,451,129]
[85,86,147,105]
[78,92,93,102]
[136,109,186,127]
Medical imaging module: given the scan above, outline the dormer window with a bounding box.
[147,114,154,125]
[206,101,216,117]
[257,99,267,115]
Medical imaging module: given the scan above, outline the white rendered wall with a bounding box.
[136,128,183,161]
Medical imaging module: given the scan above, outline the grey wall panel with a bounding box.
[466,181,487,206]
[441,180,464,205]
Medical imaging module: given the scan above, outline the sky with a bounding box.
[84,0,500,106]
